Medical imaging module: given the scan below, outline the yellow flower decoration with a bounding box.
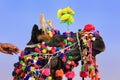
[61,14,70,21]
[57,9,63,18]
[69,16,74,23]
[57,7,75,26]
[66,7,75,15]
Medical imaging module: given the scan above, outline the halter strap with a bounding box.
[26,43,39,48]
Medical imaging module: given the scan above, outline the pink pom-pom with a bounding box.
[42,68,50,76]
[34,63,39,69]
[65,71,75,79]
[35,48,40,53]
[42,44,46,49]
[71,61,75,65]
[66,65,70,69]
[80,71,88,78]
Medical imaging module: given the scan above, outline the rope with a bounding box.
[76,32,85,80]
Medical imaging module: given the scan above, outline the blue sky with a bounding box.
[0,0,120,80]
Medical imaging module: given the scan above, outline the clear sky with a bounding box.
[0,0,120,80]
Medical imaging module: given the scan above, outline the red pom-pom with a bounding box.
[65,71,75,79]
[62,57,66,62]
[39,77,44,80]
[16,69,22,74]
[39,56,44,60]
[51,47,56,54]
[84,24,95,31]
[68,37,74,42]
[21,72,26,78]
[80,71,88,78]
[21,50,24,56]
[13,77,16,80]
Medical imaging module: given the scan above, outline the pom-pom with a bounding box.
[48,76,52,80]
[25,74,30,80]
[66,65,70,69]
[42,44,46,49]
[21,50,24,56]
[84,24,95,31]
[67,61,71,65]
[88,66,94,71]
[39,77,44,80]
[51,47,56,53]
[65,71,75,79]
[22,66,26,71]
[35,47,40,53]
[55,69,64,77]
[80,71,88,78]
[42,68,50,76]
[42,49,47,54]
[16,69,22,74]
[62,57,66,62]
[68,56,73,60]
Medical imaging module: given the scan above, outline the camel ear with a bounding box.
[31,24,39,40]
[92,34,105,56]
[32,24,39,33]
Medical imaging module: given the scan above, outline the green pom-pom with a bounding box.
[46,40,50,43]
[68,56,73,60]
[22,66,26,71]
[81,65,84,71]
[68,42,72,46]
[88,66,94,71]
[33,52,38,57]
[71,66,74,70]
[20,60,24,65]
[63,39,67,43]
[24,56,27,59]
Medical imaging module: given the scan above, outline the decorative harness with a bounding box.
[12,29,101,80]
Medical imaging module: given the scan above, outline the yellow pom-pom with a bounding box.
[42,49,47,54]
[37,44,41,48]
[26,56,32,60]
[89,34,93,37]
[67,61,71,65]
[34,57,38,60]
[31,67,35,72]
[31,78,35,80]
[83,39,87,43]
[48,76,52,80]
[48,31,53,37]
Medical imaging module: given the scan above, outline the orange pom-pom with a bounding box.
[55,69,64,77]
